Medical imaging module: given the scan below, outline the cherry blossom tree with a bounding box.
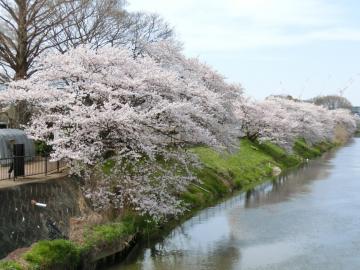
[272,98,335,145]
[142,41,243,149]
[0,45,239,219]
[331,108,358,141]
[0,42,356,219]
[235,97,357,148]
[234,98,291,145]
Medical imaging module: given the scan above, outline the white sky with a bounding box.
[128,0,360,104]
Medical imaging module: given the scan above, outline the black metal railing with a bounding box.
[0,156,66,181]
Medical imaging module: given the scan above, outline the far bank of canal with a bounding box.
[109,138,360,270]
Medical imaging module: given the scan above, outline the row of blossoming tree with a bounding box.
[0,41,357,219]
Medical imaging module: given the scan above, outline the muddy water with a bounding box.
[109,138,360,270]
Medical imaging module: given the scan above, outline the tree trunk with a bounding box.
[15,0,28,81]
[14,66,27,81]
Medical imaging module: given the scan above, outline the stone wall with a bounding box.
[0,177,81,258]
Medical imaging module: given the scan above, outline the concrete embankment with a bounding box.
[0,176,80,259]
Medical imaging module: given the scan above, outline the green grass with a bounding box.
[83,222,133,247]
[24,240,79,270]
[254,141,301,168]
[17,214,157,269]
[313,141,335,152]
[0,261,22,270]
[193,139,279,188]
[185,139,278,208]
[185,138,333,209]
[293,139,321,159]
[80,213,153,252]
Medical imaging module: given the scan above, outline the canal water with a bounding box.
[109,138,360,270]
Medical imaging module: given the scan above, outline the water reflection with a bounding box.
[244,151,334,208]
[110,139,360,270]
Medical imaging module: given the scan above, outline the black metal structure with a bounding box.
[13,144,25,177]
[0,156,65,181]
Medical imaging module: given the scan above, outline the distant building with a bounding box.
[352,107,360,116]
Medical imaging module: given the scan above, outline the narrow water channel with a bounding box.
[109,138,360,270]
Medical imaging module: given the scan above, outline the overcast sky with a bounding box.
[128,0,360,104]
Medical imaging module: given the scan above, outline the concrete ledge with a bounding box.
[0,170,68,190]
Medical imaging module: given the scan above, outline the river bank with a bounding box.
[0,138,338,270]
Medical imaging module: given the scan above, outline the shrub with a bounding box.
[83,221,135,250]
[0,261,22,270]
[24,240,79,270]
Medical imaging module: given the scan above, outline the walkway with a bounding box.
[0,169,68,189]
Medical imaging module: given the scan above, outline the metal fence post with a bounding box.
[57,160,60,173]
[13,156,16,181]
[45,156,48,176]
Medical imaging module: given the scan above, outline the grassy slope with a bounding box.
[0,139,335,270]
[182,139,322,209]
